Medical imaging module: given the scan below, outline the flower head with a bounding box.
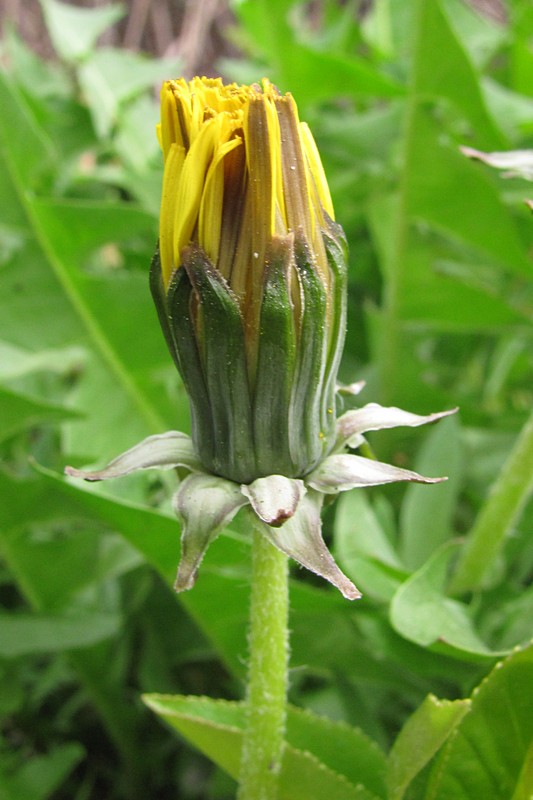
[66,77,457,600]
[151,77,347,484]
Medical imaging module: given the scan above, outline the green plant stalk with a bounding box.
[376,0,424,407]
[237,528,290,800]
[450,408,533,595]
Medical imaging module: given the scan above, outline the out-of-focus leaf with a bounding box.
[0,341,85,381]
[390,543,507,660]
[0,387,78,442]
[400,416,463,570]
[368,197,529,330]
[443,0,506,70]
[481,78,533,141]
[2,27,70,99]
[406,112,531,277]
[414,0,504,147]
[366,0,532,414]
[432,258,533,324]
[0,70,170,455]
[511,4,533,98]
[0,744,84,800]
[487,586,533,652]
[0,611,122,656]
[1,465,247,675]
[39,0,124,63]
[29,197,157,267]
[77,49,180,137]
[114,94,161,175]
[2,518,142,612]
[334,490,406,602]
[234,0,403,105]
[273,44,404,106]
[0,69,56,187]
[2,468,179,585]
[9,467,423,689]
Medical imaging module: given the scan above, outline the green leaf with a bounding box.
[0,69,167,451]
[334,490,406,602]
[234,0,403,104]
[0,610,122,656]
[430,257,533,326]
[143,694,384,800]
[285,706,387,799]
[511,4,533,98]
[0,69,55,188]
[27,467,181,584]
[5,465,249,676]
[77,49,180,137]
[413,0,504,148]
[482,78,533,141]
[511,740,533,800]
[0,744,84,800]
[390,543,507,660]
[13,467,401,689]
[275,44,404,106]
[367,195,528,332]
[400,416,463,570]
[407,115,531,278]
[441,0,505,70]
[387,694,471,800]
[39,0,125,63]
[115,94,161,175]
[2,519,141,614]
[0,387,78,442]
[2,27,71,100]
[450,408,533,595]
[368,0,532,403]
[0,341,85,381]
[427,642,533,799]
[491,585,533,652]
[29,197,157,269]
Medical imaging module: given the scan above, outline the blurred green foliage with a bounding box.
[1,0,533,797]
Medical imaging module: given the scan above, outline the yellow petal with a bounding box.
[159,143,185,285]
[199,133,242,265]
[299,121,335,220]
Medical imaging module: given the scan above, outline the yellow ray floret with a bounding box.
[158,77,335,290]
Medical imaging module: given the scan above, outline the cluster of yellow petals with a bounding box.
[157,76,335,297]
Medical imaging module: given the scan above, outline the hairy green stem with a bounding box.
[237,529,289,800]
[450,409,533,595]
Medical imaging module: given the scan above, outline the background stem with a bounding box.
[237,529,290,800]
[376,0,424,407]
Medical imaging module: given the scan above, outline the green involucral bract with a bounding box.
[150,218,347,484]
